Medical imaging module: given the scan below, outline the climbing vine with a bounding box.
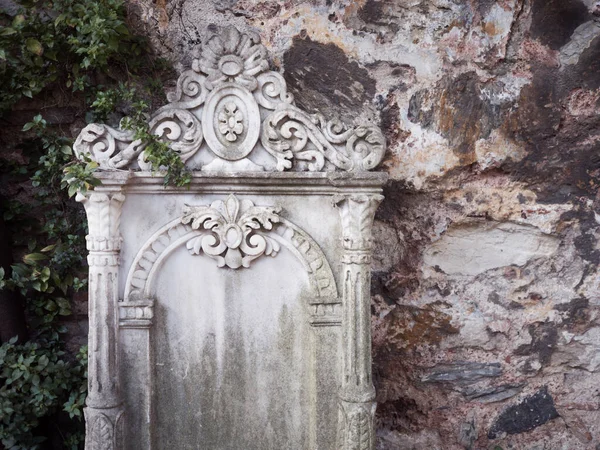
[0,0,179,447]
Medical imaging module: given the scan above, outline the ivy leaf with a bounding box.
[23,253,48,264]
[12,15,25,27]
[26,38,44,56]
[107,35,119,51]
[0,27,16,36]
[67,184,78,198]
[37,354,49,369]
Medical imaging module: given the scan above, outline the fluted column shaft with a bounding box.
[77,191,126,450]
[335,194,383,450]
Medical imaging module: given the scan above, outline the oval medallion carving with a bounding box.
[202,83,260,161]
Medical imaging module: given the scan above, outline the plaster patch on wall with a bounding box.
[423,221,560,276]
[474,129,527,170]
[560,20,600,65]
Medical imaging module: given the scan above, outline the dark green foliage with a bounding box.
[0,339,87,450]
[0,0,144,112]
[121,99,192,187]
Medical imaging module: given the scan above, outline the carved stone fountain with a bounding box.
[74,25,387,450]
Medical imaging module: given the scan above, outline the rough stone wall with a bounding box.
[132,0,600,448]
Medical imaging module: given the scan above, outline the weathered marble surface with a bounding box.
[75,25,386,450]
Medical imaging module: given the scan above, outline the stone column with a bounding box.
[334,194,383,450]
[77,191,126,450]
[119,300,154,449]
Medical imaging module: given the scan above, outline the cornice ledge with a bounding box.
[91,170,388,192]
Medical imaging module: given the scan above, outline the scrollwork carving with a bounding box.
[261,106,385,172]
[148,108,203,163]
[165,69,208,109]
[73,124,143,170]
[255,71,294,110]
[73,25,385,172]
[181,194,281,269]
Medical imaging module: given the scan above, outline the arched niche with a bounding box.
[117,195,343,448]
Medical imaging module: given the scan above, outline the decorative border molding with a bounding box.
[73,26,385,173]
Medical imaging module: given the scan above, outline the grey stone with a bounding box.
[423,221,559,276]
[488,386,560,439]
[422,361,502,383]
[462,382,526,403]
[458,414,478,449]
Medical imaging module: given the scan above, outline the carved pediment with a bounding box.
[73,26,385,173]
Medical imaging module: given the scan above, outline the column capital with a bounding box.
[333,194,383,252]
[76,191,125,252]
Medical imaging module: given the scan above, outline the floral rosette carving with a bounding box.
[218,102,244,142]
[181,194,281,269]
[193,26,268,91]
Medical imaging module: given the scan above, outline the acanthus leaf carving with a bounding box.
[334,194,384,252]
[124,205,339,301]
[181,194,281,269]
[338,402,376,450]
[76,191,125,252]
[93,415,114,450]
[73,25,385,173]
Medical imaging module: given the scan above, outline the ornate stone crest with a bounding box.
[73,26,385,173]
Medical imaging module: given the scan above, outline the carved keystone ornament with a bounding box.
[182,194,281,269]
[75,24,387,450]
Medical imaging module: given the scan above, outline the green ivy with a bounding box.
[121,99,192,187]
[0,0,145,111]
[0,339,87,450]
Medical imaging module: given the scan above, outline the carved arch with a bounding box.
[123,215,338,302]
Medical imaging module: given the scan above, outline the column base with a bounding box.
[84,405,124,450]
[337,399,377,450]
